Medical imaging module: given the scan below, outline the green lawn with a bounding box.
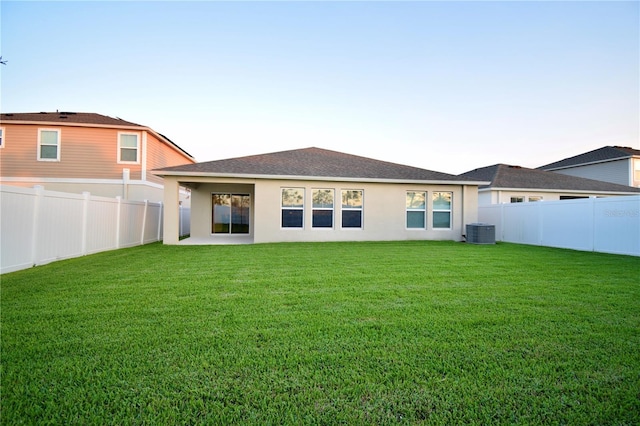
[2,241,639,425]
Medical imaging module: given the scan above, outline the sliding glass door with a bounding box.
[212,194,250,234]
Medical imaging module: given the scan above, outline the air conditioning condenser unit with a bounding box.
[466,223,495,244]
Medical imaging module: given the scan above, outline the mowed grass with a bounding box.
[2,241,639,425]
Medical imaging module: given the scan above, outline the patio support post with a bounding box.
[163,178,180,245]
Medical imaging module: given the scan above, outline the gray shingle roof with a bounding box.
[538,146,640,170]
[460,164,640,193]
[155,147,484,183]
[0,112,144,127]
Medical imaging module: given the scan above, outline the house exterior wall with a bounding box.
[0,124,141,179]
[164,176,479,244]
[0,122,194,203]
[481,189,631,205]
[145,133,195,186]
[254,179,476,243]
[549,159,632,187]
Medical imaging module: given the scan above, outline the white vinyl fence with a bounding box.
[1,185,190,274]
[479,195,640,256]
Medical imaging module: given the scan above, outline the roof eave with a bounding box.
[542,155,635,171]
[0,119,145,131]
[152,170,488,186]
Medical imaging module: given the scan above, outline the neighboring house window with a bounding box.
[0,127,4,148]
[433,192,452,229]
[312,189,334,228]
[118,133,140,163]
[341,189,363,228]
[406,191,426,229]
[510,196,524,203]
[282,188,304,228]
[529,196,543,202]
[38,129,60,161]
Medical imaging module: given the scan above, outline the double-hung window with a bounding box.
[38,129,60,161]
[341,190,363,228]
[118,133,140,163]
[433,192,452,229]
[282,188,304,228]
[406,191,426,229]
[312,189,334,228]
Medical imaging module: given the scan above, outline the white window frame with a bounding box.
[281,188,305,229]
[312,188,334,229]
[432,191,452,230]
[510,196,525,203]
[0,127,5,148]
[406,190,427,230]
[118,132,140,164]
[528,196,543,202]
[341,189,364,229]
[37,128,61,161]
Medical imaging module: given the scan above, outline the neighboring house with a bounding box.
[153,147,488,245]
[460,163,640,205]
[0,112,195,203]
[538,146,640,188]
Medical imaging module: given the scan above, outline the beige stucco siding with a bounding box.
[253,180,474,243]
[167,176,480,244]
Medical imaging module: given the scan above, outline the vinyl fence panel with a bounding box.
[1,186,37,273]
[479,195,640,256]
[34,188,85,265]
[85,196,119,255]
[179,205,191,237]
[144,202,163,244]
[539,199,594,252]
[502,202,541,246]
[1,186,188,274]
[593,196,640,256]
[118,199,146,248]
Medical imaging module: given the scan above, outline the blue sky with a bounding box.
[1,1,638,174]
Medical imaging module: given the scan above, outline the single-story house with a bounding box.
[538,146,640,188]
[154,147,488,244]
[459,163,640,205]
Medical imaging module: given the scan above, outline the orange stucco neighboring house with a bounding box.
[0,112,195,204]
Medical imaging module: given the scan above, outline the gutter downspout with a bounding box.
[141,131,148,182]
[461,184,465,241]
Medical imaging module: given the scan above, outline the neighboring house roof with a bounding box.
[538,146,640,171]
[155,147,487,185]
[460,164,640,194]
[0,111,194,159]
[0,111,144,127]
